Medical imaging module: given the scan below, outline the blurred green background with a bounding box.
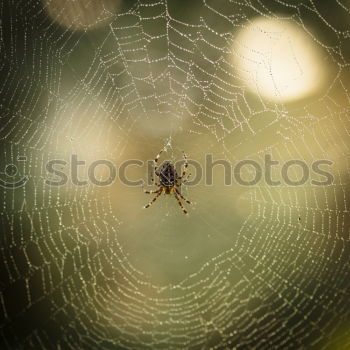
[1,0,350,349]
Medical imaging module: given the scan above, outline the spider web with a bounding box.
[1,0,350,349]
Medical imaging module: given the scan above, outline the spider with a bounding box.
[143,150,192,215]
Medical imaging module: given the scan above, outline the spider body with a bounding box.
[159,162,177,193]
[143,150,192,214]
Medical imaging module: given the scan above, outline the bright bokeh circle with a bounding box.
[232,18,326,102]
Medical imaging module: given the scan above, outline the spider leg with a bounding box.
[175,188,192,204]
[144,188,161,194]
[178,151,189,179]
[144,188,163,209]
[150,173,161,184]
[174,191,188,215]
[144,182,160,190]
[144,189,159,194]
[154,149,164,175]
[177,172,191,186]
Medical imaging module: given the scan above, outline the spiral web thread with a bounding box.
[1,0,350,349]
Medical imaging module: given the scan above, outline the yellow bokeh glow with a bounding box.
[232,17,326,102]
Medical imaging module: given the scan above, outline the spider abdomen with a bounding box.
[159,162,177,188]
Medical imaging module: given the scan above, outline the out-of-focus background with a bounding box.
[1,0,350,349]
